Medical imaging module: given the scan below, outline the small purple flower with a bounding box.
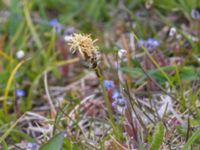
[27,142,39,150]
[112,97,127,114]
[138,38,160,52]
[111,90,120,99]
[138,39,145,46]
[64,27,75,36]
[103,80,115,90]
[49,18,58,26]
[112,97,127,108]
[49,18,63,35]
[63,27,75,42]
[16,89,25,97]
[191,9,200,20]
[116,98,127,107]
[112,101,117,107]
[147,38,160,47]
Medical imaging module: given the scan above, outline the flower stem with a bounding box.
[94,67,114,123]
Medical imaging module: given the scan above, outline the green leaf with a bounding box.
[150,122,164,150]
[182,129,200,150]
[63,138,72,150]
[2,140,8,150]
[87,0,106,21]
[154,0,178,11]
[39,132,65,150]
[179,67,197,81]
[122,65,197,85]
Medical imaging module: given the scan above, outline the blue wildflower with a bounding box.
[147,38,160,47]
[64,27,75,36]
[191,9,200,20]
[138,38,160,52]
[16,89,25,97]
[112,101,117,107]
[103,80,115,90]
[111,90,120,99]
[138,39,145,46]
[49,18,63,35]
[49,18,58,26]
[112,97,127,114]
[116,98,127,107]
[102,80,127,110]
[111,91,127,108]
[27,142,39,150]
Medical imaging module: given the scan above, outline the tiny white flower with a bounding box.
[116,105,126,114]
[118,49,127,59]
[197,57,200,63]
[145,0,153,9]
[169,27,176,37]
[187,34,199,42]
[16,50,25,59]
[176,34,182,40]
[64,35,72,42]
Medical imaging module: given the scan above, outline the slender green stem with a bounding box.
[95,67,125,139]
[94,67,114,123]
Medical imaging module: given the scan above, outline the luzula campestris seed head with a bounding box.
[68,33,100,68]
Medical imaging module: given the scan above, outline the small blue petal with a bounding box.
[191,9,200,19]
[112,101,117,107]
[116,98,127,107]
[138,38,160,52]
[138,39,145,47]
[103,80,115,90]
[148,38,160,46]
[27,142,39,149]
[50,18,58,26]
[16,89,25,97]
[111,90,120,99]
[64,27,75,36]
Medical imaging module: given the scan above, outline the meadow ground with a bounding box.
[0,0,200,150]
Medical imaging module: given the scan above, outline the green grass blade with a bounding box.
[0,114,25,143]
[23,0,42,49]
[3,58,30,114]
[2,140,8,150]
[182,129,200,150]
[150,122,164,150]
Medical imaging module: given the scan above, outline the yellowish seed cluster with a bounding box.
[68,33,98,60]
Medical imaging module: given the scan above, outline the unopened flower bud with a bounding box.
[169,27,176,37]
[118,49,127,59]
[16,50,25,59]
[64,35,72,42]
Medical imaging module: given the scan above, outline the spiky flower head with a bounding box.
[68,33,98,59]
[68,33,100,68]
